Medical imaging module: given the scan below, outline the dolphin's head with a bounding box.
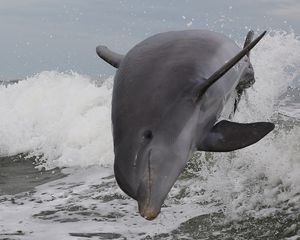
[113,99,199,220]
[114,133,194,220]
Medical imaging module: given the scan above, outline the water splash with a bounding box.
[0,71,114,168]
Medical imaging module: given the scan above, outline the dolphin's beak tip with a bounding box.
[141,211,158,221]
[139,206,160,221]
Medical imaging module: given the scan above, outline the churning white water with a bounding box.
[0,72,114,168]
[0,31,299,239]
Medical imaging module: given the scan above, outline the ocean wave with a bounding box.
[0,71,114,168]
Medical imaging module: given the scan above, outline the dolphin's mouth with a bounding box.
[137,149,162,220]
[146,149,152,206]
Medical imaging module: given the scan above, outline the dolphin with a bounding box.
[96,30,274,220]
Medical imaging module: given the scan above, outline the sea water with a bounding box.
[0,31,299,239]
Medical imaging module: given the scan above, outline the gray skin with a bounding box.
[96,30,274,220]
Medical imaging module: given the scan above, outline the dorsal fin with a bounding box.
[195,31,266,102]
[96,45,124,68]
[244,30,254,57]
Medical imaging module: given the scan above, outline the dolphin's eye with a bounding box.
[143,130,153,140]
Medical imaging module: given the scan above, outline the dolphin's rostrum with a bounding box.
[96,30,274,220]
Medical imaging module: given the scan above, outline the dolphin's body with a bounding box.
[96,30,274,220]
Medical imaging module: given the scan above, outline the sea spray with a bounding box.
[0,71,114,168]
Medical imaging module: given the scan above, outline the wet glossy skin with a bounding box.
[111,30,252,219]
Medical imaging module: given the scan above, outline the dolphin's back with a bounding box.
[122,30,241,78]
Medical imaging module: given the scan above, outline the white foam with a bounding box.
[279,104,300,118]
[0,71,114,168]
[235,30,300,122]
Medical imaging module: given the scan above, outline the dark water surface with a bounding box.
[0,155,66,195]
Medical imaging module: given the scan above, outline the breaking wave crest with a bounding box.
[0,72,114,168]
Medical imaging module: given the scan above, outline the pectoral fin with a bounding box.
[96,45,124,68]
[198,120,275,152]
